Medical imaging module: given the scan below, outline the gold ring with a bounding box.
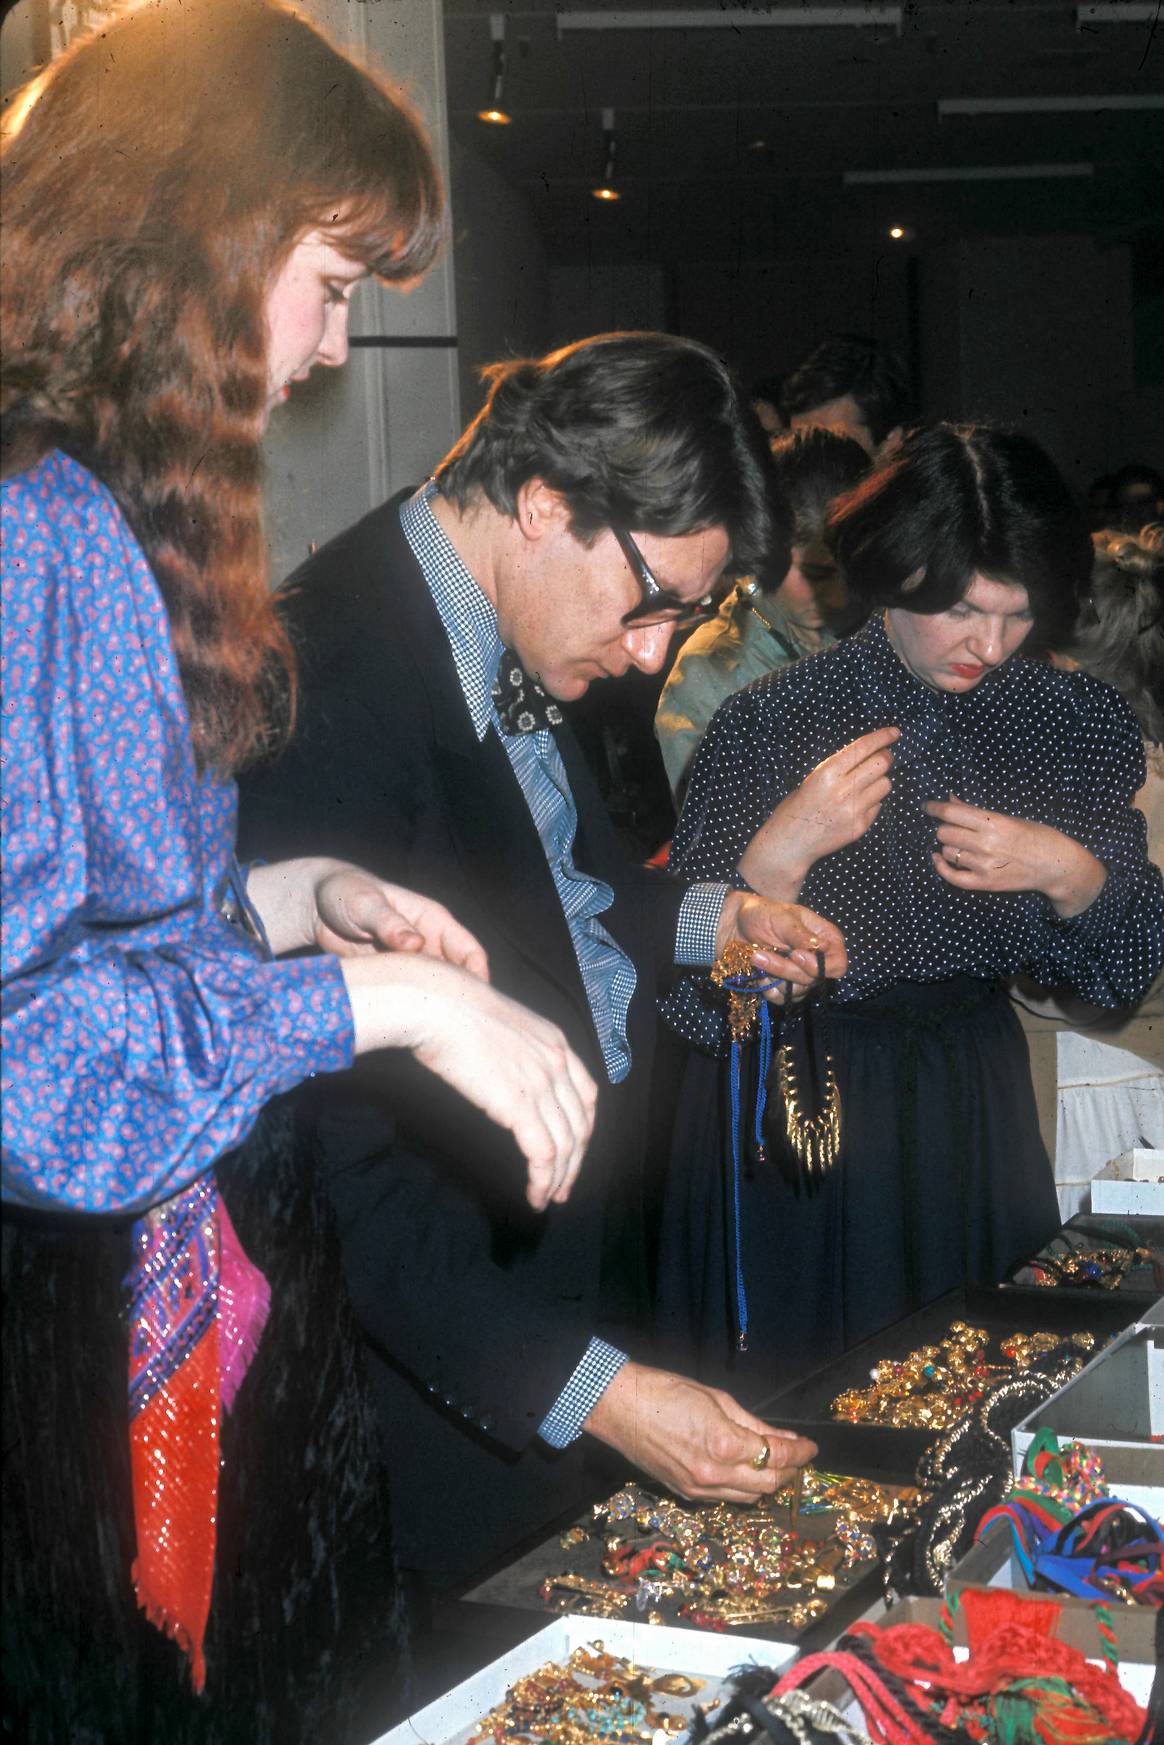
[750,1437,771,1471]
[954,849,962,866]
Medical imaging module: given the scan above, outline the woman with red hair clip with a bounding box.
[1,3,595,1738]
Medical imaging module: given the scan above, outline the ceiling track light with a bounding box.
[559,7,902,32]
[477,13,511,127]
[592,108,620,202]
[844,163,1095,185]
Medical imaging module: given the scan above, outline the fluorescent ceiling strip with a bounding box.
[1076,4,1159,21]
[843,163,1095,184]
[939,95,1164,116]
[558,8,903,32]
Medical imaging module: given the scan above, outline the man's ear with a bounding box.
[514,477,572,545]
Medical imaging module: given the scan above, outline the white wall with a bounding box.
[449,133,549,422]
[261,0,461,582]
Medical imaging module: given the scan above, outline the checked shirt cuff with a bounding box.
[538,1337,629,1448]
[675,881,730,967]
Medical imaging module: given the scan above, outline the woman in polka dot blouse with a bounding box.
[657,424,1164,1393]
[1,4,593,1739]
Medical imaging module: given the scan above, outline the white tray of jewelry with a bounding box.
[373,1617,796,1745]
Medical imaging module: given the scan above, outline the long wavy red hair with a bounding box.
[1,0,443,773]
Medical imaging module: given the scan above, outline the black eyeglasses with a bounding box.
[612,526,720,630]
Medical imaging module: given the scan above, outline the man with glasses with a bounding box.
[238,333,842,1602]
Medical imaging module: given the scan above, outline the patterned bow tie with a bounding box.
[492,648,564,735]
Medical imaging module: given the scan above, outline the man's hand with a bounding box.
[715,890,847,1001]
[739,726,899,899]
[584,1362,816,1502]
[925,796,1107,919]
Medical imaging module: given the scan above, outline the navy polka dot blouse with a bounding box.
[664,611,1164,1052]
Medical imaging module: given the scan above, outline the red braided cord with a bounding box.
[768,1648,932,1745]
[862,1620,1146,1739]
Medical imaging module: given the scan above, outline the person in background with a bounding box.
[657,424,1164,1393]
[751,372,787,438]
[656,426,869,803]
[1109,462,1164,534]
[1013,524,1164,1196]
[237,332,846,1606]
[779,331,911,459]
[1,5,595,1739]
[1087,471,1116,532]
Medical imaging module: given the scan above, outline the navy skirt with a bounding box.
[655,977,1061,1399]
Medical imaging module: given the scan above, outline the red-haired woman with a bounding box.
[1,3,595,1738]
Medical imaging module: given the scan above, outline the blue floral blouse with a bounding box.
[664,610,1164,1051]
[2,451,354,1213]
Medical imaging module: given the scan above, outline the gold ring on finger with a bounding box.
[751,1437,771,1471]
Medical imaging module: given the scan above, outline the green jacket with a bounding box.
[654,581,832,802]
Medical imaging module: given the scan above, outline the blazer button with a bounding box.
[443,1394,458,1411]
[425,1378,440,1396]
[479,1414,496,1434]
[460,1403,475,1421]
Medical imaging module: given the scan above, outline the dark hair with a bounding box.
[828,423,1092,646]
[1070,527,1164,745]
[769,426,870,551]
[779,334,911,448]
[1,0,443,774]
[435,332,786,581]
[1110,463,1164,534]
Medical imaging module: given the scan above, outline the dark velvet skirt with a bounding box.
[2,1106,407,1745]
[655,978,1061,1401]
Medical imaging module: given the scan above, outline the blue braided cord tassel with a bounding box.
[729,1039,749,1352]
[753,996,773,1159]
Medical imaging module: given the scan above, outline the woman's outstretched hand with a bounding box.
[738,726,899,899]
[249,857,489,977]
[341,953,598,1210]
[926,795,1107,918]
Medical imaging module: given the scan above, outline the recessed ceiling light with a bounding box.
[889,225,906,239]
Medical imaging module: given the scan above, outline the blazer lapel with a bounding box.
[379,507,594,1026]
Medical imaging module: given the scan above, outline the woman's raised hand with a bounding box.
[926,795,1107,918]
[340,953,597,1210]
[738,726,899,898]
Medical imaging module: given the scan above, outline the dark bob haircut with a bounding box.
[828,423,1093,646]
[434,331,786,582]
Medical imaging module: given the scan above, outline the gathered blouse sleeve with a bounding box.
[1032,673,1163,1005]
[2,452,354,1215]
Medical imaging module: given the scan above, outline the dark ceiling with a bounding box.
[443,0,1164,265]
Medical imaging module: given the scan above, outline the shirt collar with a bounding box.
[400,480,503,743]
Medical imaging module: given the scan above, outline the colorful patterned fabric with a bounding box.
[1,450,355,1214]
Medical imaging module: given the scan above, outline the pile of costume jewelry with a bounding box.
[539,1473,924,1632]
[831,1321,1096,1431]
[466,1640,706,1745]
[1018,1230,1157,1292]
[689,1587,1150,1745]
[977,1429,1164,1608]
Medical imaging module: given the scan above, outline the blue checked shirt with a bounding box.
[402,483,728,1444]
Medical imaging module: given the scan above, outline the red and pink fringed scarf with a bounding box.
[125,1175,269,1691]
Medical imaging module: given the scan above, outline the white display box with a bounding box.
[1091,1152,1164,1216]
[1009,1323,1164,1515]
[374,1616,797,1745]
